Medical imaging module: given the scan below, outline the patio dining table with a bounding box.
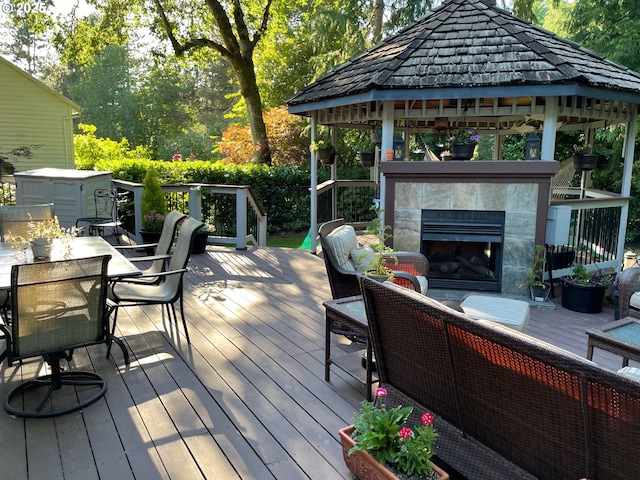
[0,236,141,288]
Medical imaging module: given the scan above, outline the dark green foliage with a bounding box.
[85,158,325,235]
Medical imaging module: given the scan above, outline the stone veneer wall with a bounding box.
[392,182,538,294]
[380,161,559,295]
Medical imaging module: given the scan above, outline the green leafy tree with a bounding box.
[0,0,54,74]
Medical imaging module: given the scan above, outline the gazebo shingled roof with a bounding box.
[288,0,640,113]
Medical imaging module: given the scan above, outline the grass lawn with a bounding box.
[266,231,308,248]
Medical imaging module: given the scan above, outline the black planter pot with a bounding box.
[451,143,475,160]
[358,151,375,167]
[139,230,162,254]
[192,231,209,254]
[561,281,606,313]
[317,148,335,165]
[573,153,599,171]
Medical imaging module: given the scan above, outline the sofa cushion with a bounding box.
[630,291,640,310]
[350,246,375,271]
[324,224,358,271]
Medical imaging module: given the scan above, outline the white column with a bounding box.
[617,107,637,270]
[309,114,318,253]
[541,96,558,161]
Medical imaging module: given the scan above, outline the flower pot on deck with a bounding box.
[561,281,606,313]
[338,425,449,480]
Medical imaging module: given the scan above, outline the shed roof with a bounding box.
[288,0,640,110]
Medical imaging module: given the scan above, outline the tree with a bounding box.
[69,45,140,144]
[151,0,274,165]
[0,0,54,74]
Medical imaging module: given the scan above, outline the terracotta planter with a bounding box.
[573,153,599,171]
[338,425,449,480]
[450,143,475,160]
[385,149,395,161]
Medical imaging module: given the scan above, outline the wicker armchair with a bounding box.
[318,218,429,299]
[617,266,640,320]
[0,255,126,418]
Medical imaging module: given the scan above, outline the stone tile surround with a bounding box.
[380,161,559,294]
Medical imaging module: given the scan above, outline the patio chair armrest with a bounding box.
[383,251,429,277]
[133,268,188,280]
[618,267,640,319]
[128,254,171,264]
[391,270,421,292]
[114,242,159,251]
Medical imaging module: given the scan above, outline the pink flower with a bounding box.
[421,412,434,425]
[375,388,387,397]
[398,427,413,439]
[189,153,196,159]
[172,154,182,161]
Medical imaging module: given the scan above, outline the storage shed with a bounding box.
[0,56,81,172]
[14,168,112,228]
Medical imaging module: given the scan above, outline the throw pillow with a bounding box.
[350,246,375,271]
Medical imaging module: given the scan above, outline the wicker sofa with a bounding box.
[359,276,640,480]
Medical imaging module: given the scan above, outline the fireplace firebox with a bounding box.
[421,210,505,291]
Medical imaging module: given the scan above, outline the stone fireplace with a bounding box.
[380,161,559,294]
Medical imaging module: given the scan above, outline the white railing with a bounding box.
[112,180,267,249]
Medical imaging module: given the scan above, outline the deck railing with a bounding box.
[546,187,627,280]
[317,179,379,226]
[112,180,266,249]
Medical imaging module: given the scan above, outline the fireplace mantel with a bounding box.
[381,160,559,293]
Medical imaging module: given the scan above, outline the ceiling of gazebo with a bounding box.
[287,0,640,135]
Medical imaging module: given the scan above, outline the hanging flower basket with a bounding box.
[573,153,599,171]
[359,151,375,167]
[451,143,475,160]
[317,148,336,165]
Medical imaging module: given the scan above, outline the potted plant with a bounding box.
[140,168,167,246]
[358,135,378,167]
[192,223,215,254]
[572,142,599,171]
[339,387,449,480]
[562,262,613,313]
[526,245,551,301]
[310,139,336,165]
[17,215,80,260]
[449,128,479,160]
[356,205,397,282]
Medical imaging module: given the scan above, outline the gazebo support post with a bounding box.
[617,108,638,270]
[541,96,558,161]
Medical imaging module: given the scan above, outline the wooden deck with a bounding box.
[0,245,628,479]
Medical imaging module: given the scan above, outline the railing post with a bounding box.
[188,186,203,221]
[133,184,144,244]
[236,188,247,250]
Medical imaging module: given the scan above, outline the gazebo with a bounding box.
[287,0,640,294]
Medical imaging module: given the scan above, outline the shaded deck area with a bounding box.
[0,245,627,479]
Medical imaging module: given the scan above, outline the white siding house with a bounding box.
[0,55,81,172]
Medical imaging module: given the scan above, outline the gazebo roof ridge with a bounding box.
[288,0,640,108]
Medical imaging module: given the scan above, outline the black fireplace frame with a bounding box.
[421,209,505,291]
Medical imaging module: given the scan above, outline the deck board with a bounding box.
[0,244,629,479]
